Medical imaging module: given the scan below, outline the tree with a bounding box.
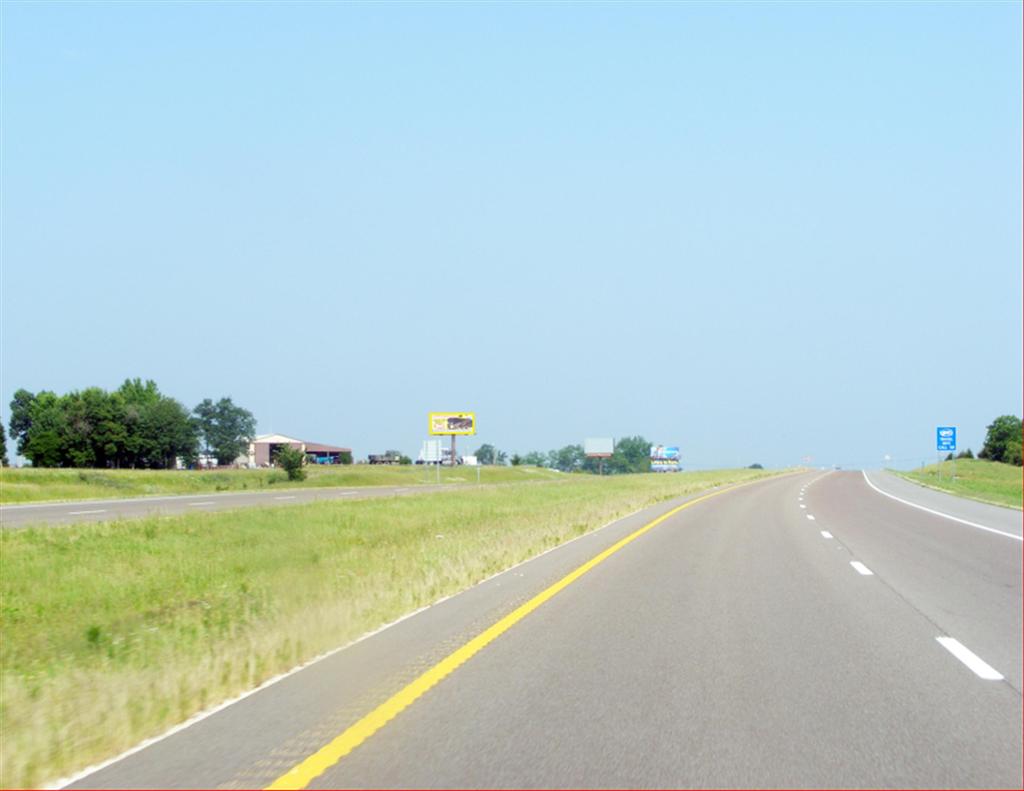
[475,444,500,465]
[115,380,197,469]
[1005,438,1023,467]
[143,397,199,468]
[522,451,547,467]
[0,422,8,466]
[607,436,651,475]
[510,454,522,466]
[549,444,584,473]
[194,397,256,465]
[9,389,36,456]
[274,444,306,480]
[748,463,763,469]
[979,415,1023,465]
[339,450,353,465]
[945,452,954,461]
[956,449,974,459]
[23,391,64,467]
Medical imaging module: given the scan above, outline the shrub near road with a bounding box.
[1,468,780,788]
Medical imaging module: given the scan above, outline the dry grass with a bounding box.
[1,468,783,788]
[0,464,561,505]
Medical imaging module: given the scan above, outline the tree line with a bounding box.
[477,436,655,474]
[6,379,255,469]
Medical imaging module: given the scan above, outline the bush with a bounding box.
[273,445,306,481]
[980,415,1023,465]
[398,455,412,465]
[339,450,353,465]
[748,463,763,469]
[956,448,974,459]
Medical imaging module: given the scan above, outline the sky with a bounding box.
[2,1,1021,470]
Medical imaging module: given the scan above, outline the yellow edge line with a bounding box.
[265,477,768,790]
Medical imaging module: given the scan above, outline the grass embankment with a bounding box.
[892,458,1022,510]
[0,464,561,505]
[1,468,782,787]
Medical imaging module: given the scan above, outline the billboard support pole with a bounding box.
[451,434,456,467]
[599,458,604,476]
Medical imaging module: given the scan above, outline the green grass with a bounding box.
[0,468,784,788]
[892,458,1022,510]
[0,464,562,505]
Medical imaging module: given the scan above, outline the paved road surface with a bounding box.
[863,469,1021,538]
[0,483,461,528]
[63,471,1022,789]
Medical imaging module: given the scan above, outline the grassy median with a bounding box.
[0,464,560,505]
[892,459,1022,510]
[1,468,781,787]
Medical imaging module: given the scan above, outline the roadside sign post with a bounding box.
[429,413,476,471]
[936,426,957,480]
[584,438,614,476]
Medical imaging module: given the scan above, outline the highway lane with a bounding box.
[64,471,1022,789]
[815,472,1022,691]
[0,482,462,528]
[863,469,1022,539]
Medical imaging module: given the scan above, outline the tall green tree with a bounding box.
[9,389,36,456]
[143,397,199,468]
[522,451,547,467]
[1,421,8,466]
[979,415,1023,465]
[548,444,584,472]
[193,397,256,465]
[116,379,197,469]
[607,436,652,474]
[23,391,64,467]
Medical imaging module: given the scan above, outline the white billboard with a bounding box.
[584,437,614,457]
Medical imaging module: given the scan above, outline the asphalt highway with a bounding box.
[63,471,1022,789]
[0,482,459,528]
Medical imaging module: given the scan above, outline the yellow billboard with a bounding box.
[429,412,476,436]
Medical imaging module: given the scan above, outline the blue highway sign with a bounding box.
[936,426,957,452]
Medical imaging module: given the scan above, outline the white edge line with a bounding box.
[48,479,774,789]
[850,560,874,575]
[935,636,1004,680]
[66,509,106,515]
[861,471,1022,542]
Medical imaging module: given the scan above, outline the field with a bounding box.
[1,467,782,788]
[893,459,1022,510]
[0,464,561,505]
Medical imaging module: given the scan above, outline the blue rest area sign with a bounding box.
[936,426,957,452]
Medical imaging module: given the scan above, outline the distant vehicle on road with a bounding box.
[415,447,462,465]
[368,452,402,465]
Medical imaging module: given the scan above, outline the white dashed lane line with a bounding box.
[850,561,874,576]
[274,496,297,500]
[820,531,833,539]
[806,514,815,521]
[936,637,1004,680]
[67,509,106,515]
[188,502,215,507]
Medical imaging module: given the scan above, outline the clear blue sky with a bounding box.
[2,1,1020,469]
